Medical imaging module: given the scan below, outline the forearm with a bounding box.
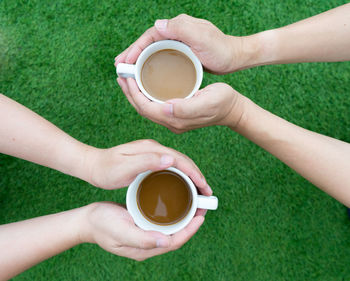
[238,3,350,69]
[0,94,92,182]
[232,98,350,206]
[0,206,87,280]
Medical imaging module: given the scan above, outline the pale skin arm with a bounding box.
[115,4,350,73]
[0,202,204,280]
[0,207,84,280]
[232,97,350,207]
[0,93,90,182]
[255,3,350,67]
[0,94,211,194]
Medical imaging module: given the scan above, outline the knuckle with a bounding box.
[168,118,178,128]
[171,128,182,135]
[141,139,158,146]
[139,239,154,249]
[145,27,154,36]
[172,242,182,251]
[169,124,185,134]
[138,101,152,117]
[207,104,218,116]
[137,106,146,116]
[176,13,189,21]
[172,14,190,31]
[173,121,185,131]
[143,152,163,168]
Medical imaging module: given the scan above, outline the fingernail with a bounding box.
[155,19,168,32]
[115,55,120,61]
[163,103,173,116]
[156,238,169,248]
[160,155,174,167]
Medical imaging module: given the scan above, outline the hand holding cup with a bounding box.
[115,14,255,74]
[83,139,211,195]
[115,14,252,134]
[81,202,206,261]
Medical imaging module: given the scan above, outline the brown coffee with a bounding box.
[137,170,192,225]
[141,49,196,101]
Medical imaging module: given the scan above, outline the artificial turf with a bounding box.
[1,0,350,280]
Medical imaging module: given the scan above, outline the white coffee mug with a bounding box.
[116,40,203,104]
[126,167,218,235]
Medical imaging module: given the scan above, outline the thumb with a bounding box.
[122,224,170,249]
[124,153,175,176]
[155,15,200,45]
[163,89,210,119]
[163,83,233,119]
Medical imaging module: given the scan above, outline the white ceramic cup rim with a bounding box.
[126,167,213,235]
[118,40,203,104]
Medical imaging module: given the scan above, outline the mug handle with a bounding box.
[197,195,218,210]
[116,63,136,78]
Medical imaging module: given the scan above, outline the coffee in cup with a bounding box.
[117,40,203,104]
[137,170,193,225]
[127,167,218,235]
[141,49,197,102]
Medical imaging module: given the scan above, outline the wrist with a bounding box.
[222,91,250,129]
[251,29,279,67]
[77,145,102,186]
[58,205,92,246]
[52,136,97,183]
[76,203,99,244]
[226,34,260,72]
[64,142,103,187]
[230,97,264,138]
[227,29,279,71]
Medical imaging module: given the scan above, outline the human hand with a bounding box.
[115,14,259,74]
[81,202,205,261]
[117,79,248,134]
[82,139,211,195]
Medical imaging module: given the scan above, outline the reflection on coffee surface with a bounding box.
[137,170,192,225]
[141,49,196,101]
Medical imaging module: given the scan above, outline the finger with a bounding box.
[126,77,153,110]
[125,78,189,132]
[112,245,168,261]
[123,152,176,176]
[126,78,169,123]
[121,139,211,196]
[172,158,211,196]
[126,27,166,64]
[154,15,203,47]
[117,215,205,261]
[169,216,205,250]
[165,91,210,120]
[117,77,138,109]
[120,224,170,250]
[115,43,135,66]
[117,77,128,95]
[195,208,207,216]
[125,78,190,133]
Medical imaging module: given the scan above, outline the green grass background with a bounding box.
[1,0,350,280]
